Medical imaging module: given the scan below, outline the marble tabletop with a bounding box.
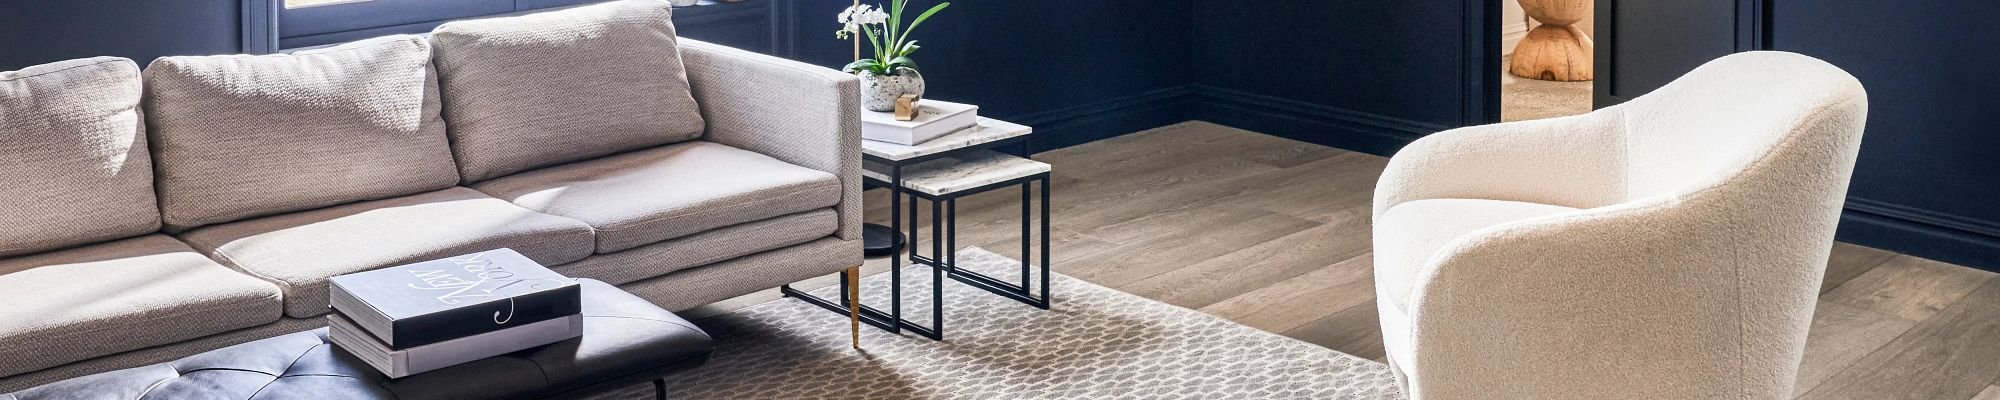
[863,149,1051,196]
[862,117,1032,162]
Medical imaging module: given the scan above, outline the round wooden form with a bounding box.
[1511,0,1594,81]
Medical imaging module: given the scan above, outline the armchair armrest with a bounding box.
[1373,108,1630,220]
[679,39,864,240]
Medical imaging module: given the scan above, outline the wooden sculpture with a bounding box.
[1511,0,1594,81]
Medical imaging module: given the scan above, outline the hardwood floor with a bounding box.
[698,121,2000,399]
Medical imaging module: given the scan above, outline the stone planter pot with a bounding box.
[860,69,925,112]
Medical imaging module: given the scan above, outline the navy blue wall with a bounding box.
[1189,0,1489,155]
[776,0,1197,151]
[1767,1,2000,270]
[0,0,246,70]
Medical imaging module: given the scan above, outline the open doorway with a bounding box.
[1499,0,1594,122]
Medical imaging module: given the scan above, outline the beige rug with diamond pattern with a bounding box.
[661,247,1402,399]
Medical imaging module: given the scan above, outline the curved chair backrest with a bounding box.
[1617,51,1868,203]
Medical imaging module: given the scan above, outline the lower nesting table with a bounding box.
[2,279,713,400]
[853,148,1053,341]
[865,149,1054,311]
[781,118,1052,341]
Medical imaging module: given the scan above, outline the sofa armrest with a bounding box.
[679,39,863,240]
[1373,108,1630,220]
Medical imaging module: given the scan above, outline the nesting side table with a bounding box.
[781,118,1051,341]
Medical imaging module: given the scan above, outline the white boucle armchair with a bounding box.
[1371,51,1867,399]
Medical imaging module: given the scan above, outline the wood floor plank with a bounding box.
[1821,242,1900,294]
[1206,153,1387,224]
[1283,302,1387,361]
[1052,156,1287,237]
[1123,206,1372,310]
[1199,254,1375,333]
[1791,301,1918,396]
[1061,210,1321,289]
[1822,255,1997,321]
[1038,122,1269,182]
[1798,280,2000,400]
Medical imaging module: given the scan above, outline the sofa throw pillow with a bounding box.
[145,35,458,231]
[0,57,158,257]
[431,0,706,182]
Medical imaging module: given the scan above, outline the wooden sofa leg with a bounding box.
[846,266,861,349]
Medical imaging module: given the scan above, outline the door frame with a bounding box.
[1470,0,1773,117]
[1464,0,1503,126]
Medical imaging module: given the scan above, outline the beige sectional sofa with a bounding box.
[0,0,860,391]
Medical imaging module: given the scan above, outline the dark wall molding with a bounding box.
[241,0,280,54]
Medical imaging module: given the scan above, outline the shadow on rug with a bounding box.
[663,247,1402,399]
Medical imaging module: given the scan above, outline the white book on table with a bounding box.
[328,311,582,379]
[862,99,978,145]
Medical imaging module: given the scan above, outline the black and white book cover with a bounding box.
[328,311,583,379]
[328,248,579,349]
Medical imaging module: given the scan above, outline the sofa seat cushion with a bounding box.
[0,57,158,258]
[0,235,282,378]
[431,0,705,182]
[1375,198,1578,313]
[143,35,457,231]
[474,141,842,253]
[178,187,596,318]
[557,209,838,285]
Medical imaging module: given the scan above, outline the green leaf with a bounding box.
[888,2,948,61]
[843,59,887,75]
[897,40,921,57]
[864,25,886,61]
[887,56,919,73]
[889,0,906,47]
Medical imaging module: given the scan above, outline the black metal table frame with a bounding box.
[779,136,1045,341]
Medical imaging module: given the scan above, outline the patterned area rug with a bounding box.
[662,247,1402,399]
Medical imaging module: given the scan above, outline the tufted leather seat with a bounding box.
[2,279,712,400]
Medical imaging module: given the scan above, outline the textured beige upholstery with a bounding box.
[431,0,706,182]
[0,235,282,378]
[178,187,596,318]
[618,237,863,312]
[473,141,842,253]
[1372,51,1868,399]
[0,57,156,258]
[144,36,457,231]
[557,210,838,285]
[680,39,864,240]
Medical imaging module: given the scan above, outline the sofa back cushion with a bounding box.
[144,35,458,231]
[0,57,159,257]
[431,0,706,182]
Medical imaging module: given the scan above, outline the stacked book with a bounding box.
[327,248,583,378]
[862,99,979,145]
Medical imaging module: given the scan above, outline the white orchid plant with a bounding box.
[836,0,951,76]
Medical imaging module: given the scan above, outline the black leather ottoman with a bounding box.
[2,279,711,400]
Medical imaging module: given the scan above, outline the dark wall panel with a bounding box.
[0,0,244,70]
[1594,0,1738,105]
[783,0,1197,151]
[1186,0,1477,155]
[1770,0,2000,268]
[1195,0,1466,127]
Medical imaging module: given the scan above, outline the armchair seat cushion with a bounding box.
[177,187,596,318]
[473,141,842,253]
[0,235,282,378]
[1375,198,1577,312]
